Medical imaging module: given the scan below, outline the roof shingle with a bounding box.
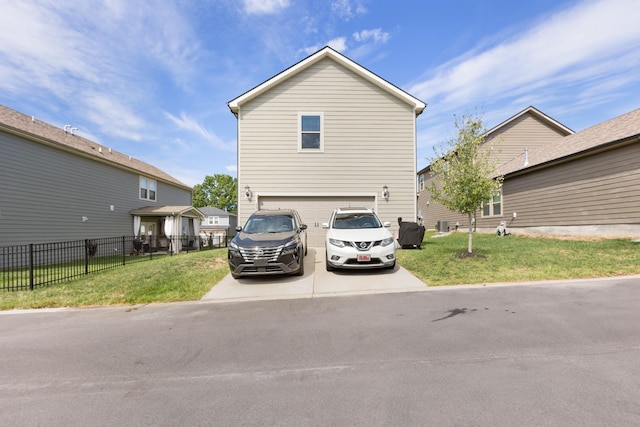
[0,104,190,190]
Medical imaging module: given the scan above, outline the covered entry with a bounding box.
[130,206,204,253]
[258,196,376,247]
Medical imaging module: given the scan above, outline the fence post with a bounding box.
[84,239,89,275]
[29,243,34,291]
[122,236,126,266]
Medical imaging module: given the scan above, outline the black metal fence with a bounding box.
[1,235,227,292]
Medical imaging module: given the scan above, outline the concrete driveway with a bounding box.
[202,247,428,302]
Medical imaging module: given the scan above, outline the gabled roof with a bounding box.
[496,108,640,177]
[485,106,574,137]
[227,46,427,117]
[129,206,203,218]
[416,106,572,177]
[0,104,191,191]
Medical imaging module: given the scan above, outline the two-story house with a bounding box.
[228,46,426,246]
[0,104,202,249]
[198,206,237,242]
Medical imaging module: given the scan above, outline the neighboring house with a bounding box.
[494,108,640,237]
[0,104,202,249]
[198,206,238,240]
[418,106,573,232]
[228,46,426,246]
[419,106,640,237]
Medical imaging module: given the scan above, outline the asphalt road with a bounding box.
[1,276,640,426]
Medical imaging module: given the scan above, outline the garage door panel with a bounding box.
[259,196,375,247]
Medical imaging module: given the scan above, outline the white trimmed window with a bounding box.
[298,113,324,152]
[418,174,425,191]
[208,216,220,225]
[139,177,157,201]
[482,191,502,217]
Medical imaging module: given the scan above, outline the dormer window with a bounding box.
[140,177,157,201]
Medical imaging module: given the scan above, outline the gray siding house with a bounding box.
[419,106,640,237]
[0,105,202,249]
[228,47,426,246]
[198,206,238,240]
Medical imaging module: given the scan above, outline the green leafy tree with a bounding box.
[427,114,503,254]
[192,174,238,213]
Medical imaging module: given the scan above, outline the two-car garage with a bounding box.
[257,195,376,247]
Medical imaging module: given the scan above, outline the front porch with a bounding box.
[130,205,204,254]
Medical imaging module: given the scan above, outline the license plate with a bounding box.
[254,258,268,267]
[357,254,371,262]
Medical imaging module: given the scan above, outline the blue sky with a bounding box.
[1,0,639,187]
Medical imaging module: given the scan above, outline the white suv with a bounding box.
[323,207,396,271]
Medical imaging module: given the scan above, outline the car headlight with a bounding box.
[281,240,299,255]
[329,238,346,248]
[381,237,394,247]
[229,240,239,250]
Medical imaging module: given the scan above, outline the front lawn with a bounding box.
[2,233,639,310]
[0,249,229,310]
[396,231,640,286]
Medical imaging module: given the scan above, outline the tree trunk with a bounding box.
[467,212,473,253]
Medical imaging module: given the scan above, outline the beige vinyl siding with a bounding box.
[503,142,640,227]
[237,57,417,228]
[483,112,569,167]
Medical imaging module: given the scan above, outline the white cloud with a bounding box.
[302,37,348,56]
[331,0,367,20]
[242,0,290,15]
[353,28,390,44]
[327,37,348,52]
[0,0,201,141]
[409,0,640,111]
[165,112,236,152]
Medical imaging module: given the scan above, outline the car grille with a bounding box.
[349,241,382,251]
[239,245,283,261]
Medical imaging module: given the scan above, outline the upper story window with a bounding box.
[299,113,324,152]
[208,216,219,225]
[418,174,425,191]
[139,177,157,201]
[482,191,502,217]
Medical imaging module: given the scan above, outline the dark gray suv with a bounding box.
[228,209,307,279]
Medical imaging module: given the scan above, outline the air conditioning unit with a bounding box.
[437,220,449,233]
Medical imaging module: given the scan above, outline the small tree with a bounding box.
[427,114,503,254]
[192,174,238,214]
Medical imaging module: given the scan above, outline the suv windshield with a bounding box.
[243,215,295,233]
[332,213,382,229]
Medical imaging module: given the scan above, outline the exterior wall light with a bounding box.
[244,185,252,200]
[382,185,389,201]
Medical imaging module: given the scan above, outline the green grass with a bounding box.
[396,231,640,286]
[0,249,229,310]
[2,234,640,310]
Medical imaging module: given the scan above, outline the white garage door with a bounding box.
[259,196,376,247]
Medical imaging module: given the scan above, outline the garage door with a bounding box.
[259,196,376,247]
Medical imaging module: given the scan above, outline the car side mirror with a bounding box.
[383,221,391,227]
[300,224,308,230]
[321,223,329,229]
[235,226,242,232]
